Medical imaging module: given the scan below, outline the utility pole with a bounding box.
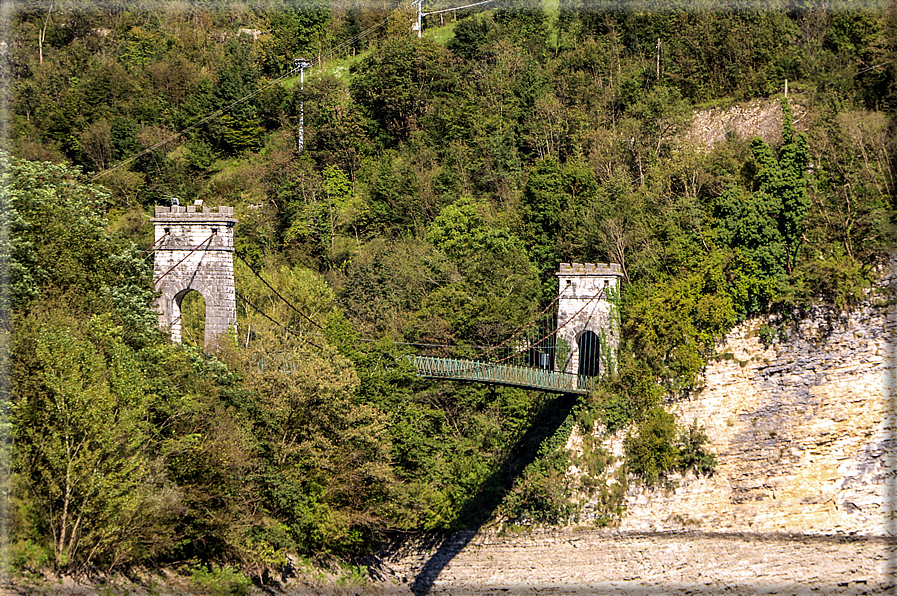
[413,0,497,38]
[293,58,311,153]
[413,0,423,37]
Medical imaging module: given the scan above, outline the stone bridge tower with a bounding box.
[556,262,623,377]
[152,204,238,348]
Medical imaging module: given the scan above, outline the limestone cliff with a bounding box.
[591,265,896,536]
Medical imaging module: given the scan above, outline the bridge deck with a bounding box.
[408,355,596,395]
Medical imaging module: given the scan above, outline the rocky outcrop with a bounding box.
[613,290,895,536]
[683,97,808,149]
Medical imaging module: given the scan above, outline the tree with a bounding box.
[303,74,371,181]
[625,85,692,185]
[447,15,492,61]
[13,313,158,569]
[207,38,264,154]
[339,237,447,338]
[218,338,393,554]
[351,37,456,140]
[806,107,894,261]
[561,167,643,283]
[624,254,736,390]
[421,197,541,345]
[285,164,358,265]
[624,408,679,485]
[755,99,810,274]
[716,99,810,280]
[0,152,157,346]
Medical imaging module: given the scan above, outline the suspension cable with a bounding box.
[151,239,503,350]
[148,240,609,363]
[236,290,322,349]
[153,233,215,287]
[445,288,606,375]
[474,292,562,361]
[235,251,323,329]
[489,288,605,366]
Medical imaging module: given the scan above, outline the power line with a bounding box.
[414,0,496,37]
[91,68,301,183]
[89,16,392,184]
[423,0,495,17]
[323,17,390,63]
[857,59,895,75]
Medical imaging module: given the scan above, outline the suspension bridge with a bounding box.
[150,204,622,394]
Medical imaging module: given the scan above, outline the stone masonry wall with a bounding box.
[556,263,622,376]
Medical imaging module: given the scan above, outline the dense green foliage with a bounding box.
[3,0,895,578]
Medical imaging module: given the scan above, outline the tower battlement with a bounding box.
[557,262,623,276]
[153,205,236,219]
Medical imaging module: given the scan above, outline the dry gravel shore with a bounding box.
[2,530,892,595]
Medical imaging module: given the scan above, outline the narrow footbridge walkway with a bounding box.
[405,278,613,395]
[409,355,596,394]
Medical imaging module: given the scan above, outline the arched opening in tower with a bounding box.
[176,289,206,348]
[577,331,600,377]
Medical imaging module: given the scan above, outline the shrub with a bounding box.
[624,408,680,484]
[625,410,717,484]
[189,564,252,596]
[677,419,717,478]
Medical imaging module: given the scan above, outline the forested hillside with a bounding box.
[2,0,895,581]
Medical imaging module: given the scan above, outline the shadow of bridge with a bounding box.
[406,389,581,595]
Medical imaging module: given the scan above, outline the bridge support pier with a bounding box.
[152,204,238,349]
[556,263,622,378]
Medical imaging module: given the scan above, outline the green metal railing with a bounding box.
[407,355,597,395]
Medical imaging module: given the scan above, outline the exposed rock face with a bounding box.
[683,97,808,149]
[616,288,895,536]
